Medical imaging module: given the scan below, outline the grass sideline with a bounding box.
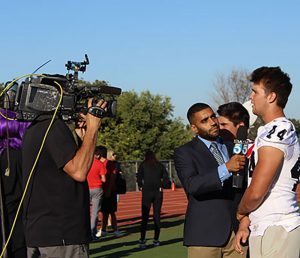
[89,216,186,258]
[89,201,300,258]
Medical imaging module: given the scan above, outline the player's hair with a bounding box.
[250,66,292,108]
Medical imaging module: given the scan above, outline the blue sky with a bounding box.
[1,1,300,122]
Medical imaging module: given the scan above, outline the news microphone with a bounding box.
[232,126,248,188]
[233,126,248,155]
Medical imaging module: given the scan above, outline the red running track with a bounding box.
[116,188,187,227]
[105,185,300,228]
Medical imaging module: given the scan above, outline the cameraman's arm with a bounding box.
[64,99,105,182]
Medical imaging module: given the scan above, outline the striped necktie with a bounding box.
[209,142,225,165]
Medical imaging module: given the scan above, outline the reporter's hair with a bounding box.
[0,109,30,153]
[95,145,107,158]
[250,66,292,108]
[217,102,250,129]
[187,103,210,124]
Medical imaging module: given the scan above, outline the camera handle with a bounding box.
[87,106,106,118]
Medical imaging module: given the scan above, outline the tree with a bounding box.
[0,83,4,96]
[82,79,110,87]
[211,69,252,108]
[290,118,300,139]
[92,85,192,161]
[210,69,261,137]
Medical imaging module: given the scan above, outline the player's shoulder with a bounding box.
[258,117,297,145]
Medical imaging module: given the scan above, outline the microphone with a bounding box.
[232,126,248,189]
[233,126,248,155]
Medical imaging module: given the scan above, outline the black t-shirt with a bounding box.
[22,117,91,247]
[137,161,169,191]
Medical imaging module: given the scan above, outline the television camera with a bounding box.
[1,55,122,121]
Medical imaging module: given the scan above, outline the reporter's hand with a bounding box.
[226,154,246,172]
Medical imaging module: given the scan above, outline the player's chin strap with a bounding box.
[87,107,106,118]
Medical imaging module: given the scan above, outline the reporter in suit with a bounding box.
[174,103,246,258]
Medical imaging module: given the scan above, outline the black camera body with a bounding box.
[2,55,122,121]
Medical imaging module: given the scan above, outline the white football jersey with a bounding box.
[248,117,300,236]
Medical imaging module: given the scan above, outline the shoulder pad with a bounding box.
[258,118,298,146]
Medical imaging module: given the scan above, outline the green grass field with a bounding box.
[89,202,300,257]
[89,216,186,258]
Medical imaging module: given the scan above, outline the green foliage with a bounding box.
[91,83,192,160]
[290,118,300,138]
[80,79,109,87]
[248,117,263,140]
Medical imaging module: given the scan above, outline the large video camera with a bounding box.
[1,55,122,121]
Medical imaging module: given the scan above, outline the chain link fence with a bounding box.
[119,160,182,192]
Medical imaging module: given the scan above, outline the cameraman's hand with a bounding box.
[85,98,107,131]
[75,117,86,141]
[64,98,107,182]
[225,154,246,173]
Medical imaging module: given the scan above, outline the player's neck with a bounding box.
[261,108,285,124]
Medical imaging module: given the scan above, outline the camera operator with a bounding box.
[22,98,107,258]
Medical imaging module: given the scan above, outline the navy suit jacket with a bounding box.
[174,137,238,247]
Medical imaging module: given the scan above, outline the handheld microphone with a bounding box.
[232,126,248,189]
[233,126,248,154]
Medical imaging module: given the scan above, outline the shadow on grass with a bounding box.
[118,213,184,224]
[94,217,184,243]
[90,237,183,258]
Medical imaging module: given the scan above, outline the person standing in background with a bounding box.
[87,146,106,240]
[217,102,250,142]
[217,102,251,257]
[136,150,170,249]
[0,109,30,258]
[107,150,122,174]
[106,150,123,229]
[99,149,123,237]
